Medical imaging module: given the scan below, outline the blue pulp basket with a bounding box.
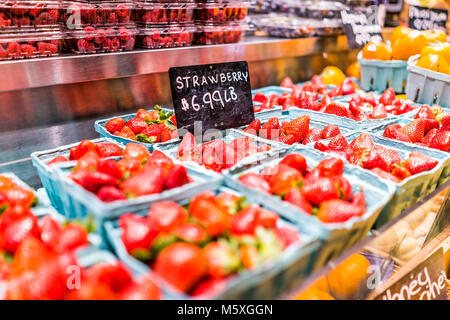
[369,119,450,187]
[95,107,175,152]
[104,185,322,300]
[318,131,449,228]
[406,54,450,108]
[358,51,408,93]
[31,137,125,215]
[223,147,396,270]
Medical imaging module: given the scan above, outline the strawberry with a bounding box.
[284,187,313,214]
[119,214,158,254]
[423,119,440,135]
[259,143,271,152]
[280,153,307,175]
[399,118,425,143]
[371,104,387,119]
[440,113,450,127]
[340,78,356,95]
[336,176,354,201]
[70,169,118,193]
[174,223,208,244]
[177,132,201,162]
[244,119,261,135]
[164,164,190,189]
[1,210,39,254]
[97,158,123,180]
[278,134,295,145]
[392,166,412,181]
[117,126,136,140]
[126,117,148,134]
[404,151,438,174]
[203,241,240,278]
[383,124,411,143]
[85,261,133,293]
[240,244,259,270]
[415,105,435,120]
[327,134,349,152]
[47,155,68,166]
[124,143,151,162]
[349,133,374,157]
[429,131,450,151]
[189,193,229,236]
[74,150,100,172]
[230,204,260,235]
[370,167,401,183]
[379,88,395,105]
[317,199,365,223]
[136,109,153,122]
[280,77,294,88]
[325,102,349,118]
[3,186,35,208]
[191,278,228,298]
[140,124,162,143]
[66,281,116,300]
[120,166,165,197]
[160,126,174,142]
[267,164,303,196]
[38,216,62,251]
[423,128,439,145]
[301,177,341,205]
[95,143,123,158]
[314,141,329,152]
[215,192,242,215]
[147,201,188,233]
[97,185,127,202]
[321,125,341,139]
[257,209,279,228]
[238,172,271,194]
[105,117,125,134]
[260,117,280,140]
[316,157,344,177]
[55,223,88,253]
[275,226,300,249]
[154,242,206,293]
[119,275,161,300]
[253,92,267,103]
[283,115,310,143]
[349,102,369,121]
[69,140,96,160]
[302,128,322,145]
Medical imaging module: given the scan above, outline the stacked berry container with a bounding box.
[0,1,65,60]
[193,0,250,45]
[134,1,196,49]
[61,1,138,54]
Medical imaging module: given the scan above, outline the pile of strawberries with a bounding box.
[68,143,191,202]
[176,132,271,172]
[383,105,450,152]
[238,154,366,223]
[0,4,60,28]
[243,115,343,146]
[105,106,178,144]
[315,133,439,183]
[0,38,60,60]
[119,191,299,297]
[0,175,37,211]
[280,75,357,97]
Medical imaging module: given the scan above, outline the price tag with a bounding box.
[169,61,255,135]
[375,248,447,300]
[408,5,448,33]
[340,9,383,49]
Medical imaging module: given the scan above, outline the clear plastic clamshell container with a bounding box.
[64,24,137,54]
[0,0,62,30]
[193,1,250,23]
[136,24,195,48]
[133,2,195,25]
[193,22,244,45]
[274,0,348,19]
[0,29,64,60]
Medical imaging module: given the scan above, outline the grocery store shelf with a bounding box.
[0,36,351,92]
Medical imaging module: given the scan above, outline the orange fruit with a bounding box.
[391,26,412,45]
[346,61,360,79]
[327,253,371,299]
[362,41,392,60]
[423,29,447,44]
[292,287,335,300]
[416,53,450,74]
[392,30,427,60]
[320,66,346,85]
[421,42,450,65]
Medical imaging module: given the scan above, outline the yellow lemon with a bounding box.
[320,66,346,85]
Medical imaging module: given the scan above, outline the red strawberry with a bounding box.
[97,185,127,202]
[95,143,123,158]
[3,186,35,208]
[120,166,164,197]
[105,117,125,133]
[340,78,356,95]
[119,214,158,253]
[191,278,228,298]
[301,177,341,205]
[404,151,438,175]
[147,201,188,232]
[302,128,322,145]
[124,143,151,162]
[423,128,439,146]
[86,261,133,293]
[379,88,395,105]
[349,133,375,157]
[238,173,271,194]
[177,133,201,162]
[140,124,162,143]
[70,170,118,193]
[55,223,88,253]
[38,216,62,250]
[349,102,370,121]
[284,187,313,214]
[203,241,240,278]
[423,119,440,135]
[164,164,190,189]
[370,167,401,183]
[275,226,300,249]
[321,125,341,139]
[69,140,96,161]
[47,155,68,166]
[253,92,268,103]
[383,125,412,143]
[399,118,425,143]
[314,141,329,151]
[415,105,435,120]
[244,119,261,135]
[325,102,349,118]
[230,204,260,235]
[136,109,153,122]
[280,153,307,175]
[327,134,349,152]
[215,192,241,215]
[126,117,148,134]
[66,280,116,300]
[280,77,294,88]
[260,117,280,140]
[267,164,303,196]
[317,199,365,223]
[239,244,259,270]
[257,209,279,228]
[1,210,39,254]
[283,115,310,143]
[316,157,344,177]
[278,134,295,145]
[160,126,174,142]
[392,166,412,181]
[174,223,208,244]
[117,126,136,140]
[119,275,161,300]
[371,104,387,119]
[97,159,123,180]
[429,131,450,151]
[189,192,229,236]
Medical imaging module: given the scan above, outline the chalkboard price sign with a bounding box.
[409,5,448,32]
[169,61,255,135]
[340,9,383,49]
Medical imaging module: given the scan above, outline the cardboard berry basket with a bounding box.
[223,147,396,270]
[369,119,450,187]
[95,107,176,152]
[317,131,448,228]
[288,104,400,131]
[406,54,450,108]
[103,185,322,300]
[31,137,125,215]
[357,51,408,94]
